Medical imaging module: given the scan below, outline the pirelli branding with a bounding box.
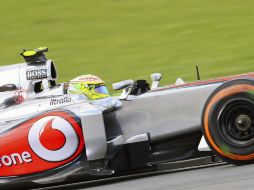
[26,69,47,80]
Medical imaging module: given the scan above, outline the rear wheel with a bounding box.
[202,79,254,165]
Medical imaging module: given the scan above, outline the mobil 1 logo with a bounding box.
[26,69,47,80]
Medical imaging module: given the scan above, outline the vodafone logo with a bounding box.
[0,111,84,177]
[28,116,79,162]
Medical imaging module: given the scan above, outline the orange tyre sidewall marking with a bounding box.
[204,84,254,160]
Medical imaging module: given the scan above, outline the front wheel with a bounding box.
[202,78,254,165]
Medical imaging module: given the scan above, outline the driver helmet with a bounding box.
[68,74,110,100]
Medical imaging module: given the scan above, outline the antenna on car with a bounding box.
[196,66,201,80]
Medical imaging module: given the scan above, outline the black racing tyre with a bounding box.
[202,78,254,165]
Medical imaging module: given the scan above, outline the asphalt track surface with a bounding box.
[75,164,253,190]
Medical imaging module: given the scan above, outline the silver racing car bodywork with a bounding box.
[0,60,57,91]
[1,56,254,188]
[110,83,218,141]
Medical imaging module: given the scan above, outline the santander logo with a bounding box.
[0,111,84,177]
[28,116,79,162]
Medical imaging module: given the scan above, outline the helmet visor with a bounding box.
[94,85,109,95]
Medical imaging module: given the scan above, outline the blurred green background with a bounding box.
[0,0,254,86]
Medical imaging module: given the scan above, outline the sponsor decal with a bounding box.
[70,74,104,83]
[0,152,32,167]
[79,76,98,81]
[14,89,28,104]
[50,97,72,106]
[0,111,84,177]
[26,69,47,80]
[28,116,78,162]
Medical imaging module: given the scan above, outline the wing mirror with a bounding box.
[0,84,17,92]
[112,80,134,100]
[112,80,134,90]
[151,73,162,89]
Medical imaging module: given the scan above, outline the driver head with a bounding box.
[69,74,110,100]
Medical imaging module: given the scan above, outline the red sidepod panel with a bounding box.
[0,111,84,177]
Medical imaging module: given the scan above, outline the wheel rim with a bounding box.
[218,98,254,146]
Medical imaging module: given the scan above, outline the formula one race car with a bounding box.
[1,47,254,189]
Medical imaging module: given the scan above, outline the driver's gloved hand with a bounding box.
[129,80,150,95]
